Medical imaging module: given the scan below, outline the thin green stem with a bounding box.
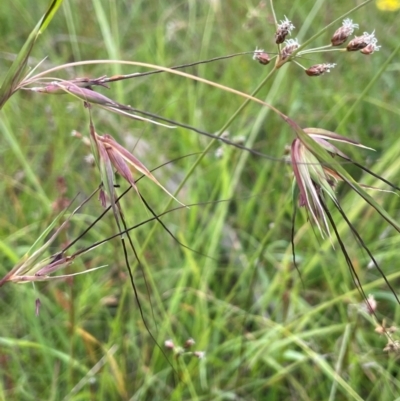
[269,0,278,28]
[299,48,346,56]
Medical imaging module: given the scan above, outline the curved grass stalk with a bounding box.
[19,59,285,117]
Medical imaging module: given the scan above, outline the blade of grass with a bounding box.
[0,0,64,108]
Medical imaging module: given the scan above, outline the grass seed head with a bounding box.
[331,19,359,46]
[360,40,381,55]
[305,63,337,76]
[291,137,335,237]
[164,338,204,359]
[253,48,270,65]
[280,38,300,61]
[275,16,295,44]
[347,31,379,52]
[91,132,184,208]
[290,129,372,238]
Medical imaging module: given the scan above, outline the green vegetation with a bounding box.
[1,0,400,400]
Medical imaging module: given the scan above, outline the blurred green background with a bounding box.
[1,0,400,400]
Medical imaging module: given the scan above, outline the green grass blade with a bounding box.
[0,0,64,108]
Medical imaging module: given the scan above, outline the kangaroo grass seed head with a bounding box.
[291,137,336,237]
[331,18,359,46]
[33,82,117,106]
[275,16,295,44]
[93,132,184,206]
[290,128,375,239]
[86,102,184,232]
[305,63,337,77]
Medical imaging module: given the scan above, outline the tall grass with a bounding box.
[1,0,400,400]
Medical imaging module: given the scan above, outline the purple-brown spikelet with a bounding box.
[253,48,270,65]
[347,31,380,52]
[290,128,374,238]
[93,132,184,206]
[305,63,336,77]
[360,38,381,55]
[275,16,295,44]
[331,19,359,46]
[291,137,335,237]
[280,38,300,61]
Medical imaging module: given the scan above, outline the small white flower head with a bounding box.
[305,63,337,77]
[331,18,359,46]
[253,47,270,64]
[275,16,295,44]
[281,38,300,60]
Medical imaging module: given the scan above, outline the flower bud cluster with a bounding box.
[346,31,381,54]
[164,338,205,360]
[331,20,381,54]
[252,14,381,76]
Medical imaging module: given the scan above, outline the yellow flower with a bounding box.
[376,0,400,11]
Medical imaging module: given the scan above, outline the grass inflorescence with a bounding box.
[1,0,400,400]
